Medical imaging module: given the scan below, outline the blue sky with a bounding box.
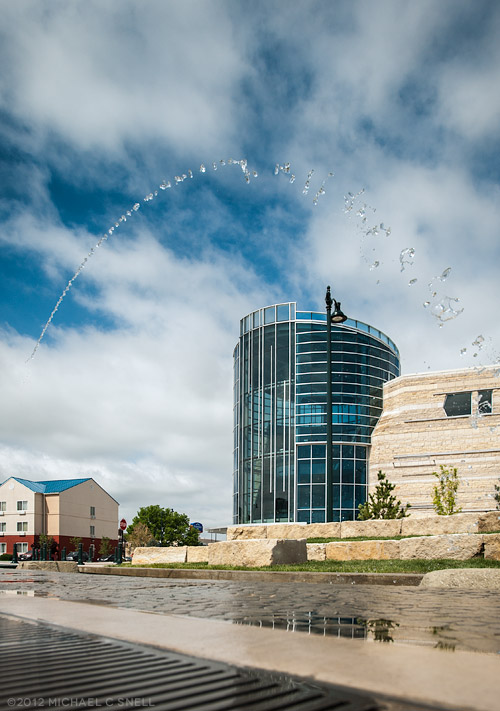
[1,0,500,527]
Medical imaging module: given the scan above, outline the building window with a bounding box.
[477,390,492,414]
[0,501,6,512]
[16,542,28,553]
[90,506,96,518]
[16,500,28,511]
[0,522,6,532]
[0,543,6,554]
[17,521,28,532]
[444,390,493,417]
[90,525,95,537]
[443,392,471,417]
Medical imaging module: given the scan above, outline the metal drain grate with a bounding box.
[0,616,379,710]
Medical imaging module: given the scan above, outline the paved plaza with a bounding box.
[2,568,500,654]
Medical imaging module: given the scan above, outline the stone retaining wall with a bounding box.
[227,511,500,541]
[306,533,500,562]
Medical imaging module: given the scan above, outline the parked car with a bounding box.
[65,550,89,562]
[97,554,115,562]
[18,551,34,561]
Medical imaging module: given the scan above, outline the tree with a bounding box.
[127,505,201,546]
[358,471,411,520]
[127,522,156,549]
[70,536,82,551]
[99,536,112,557]
[432,466,462,515]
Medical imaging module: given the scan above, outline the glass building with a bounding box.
[233,302,400,524]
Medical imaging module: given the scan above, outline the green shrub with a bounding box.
[432,465,462,515]
[358,471,411,520]
[0,553,13,561]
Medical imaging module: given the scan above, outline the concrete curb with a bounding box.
[81,565,423,586]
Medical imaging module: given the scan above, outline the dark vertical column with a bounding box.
[325,287,333,522]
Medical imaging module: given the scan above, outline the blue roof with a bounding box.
[3,477,91,494]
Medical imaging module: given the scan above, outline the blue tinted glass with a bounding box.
[332,460,341,483]
[355,446,366,459]
[296,312,311,320]
[297,445,311,459]
[355,460,366,484]
[312,484,325,508]
[342,459,354,483]
[312,444,326,458]
[341,485,354,508]
[312,460,325,482]
[297,510,311,523]
[277,304,289,322]
[253,311,260,328]
[264,307,275,324]
[297,486,311,508]
[332,485,341,507]
[311,509,326,523]
[355,485,366,509]
[343,445,354,459]
[297,459,310,483]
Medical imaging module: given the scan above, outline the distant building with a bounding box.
[233,302,400,524]
[369,366,500,515]
[0,477,119,556]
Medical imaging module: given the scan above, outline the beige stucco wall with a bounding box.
[58,479,118,539]
[369,366,500,516]
[0,478,36,537]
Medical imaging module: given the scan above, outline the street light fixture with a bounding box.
[325,286,347,522]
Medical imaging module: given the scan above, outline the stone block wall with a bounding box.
[369,366,500,516]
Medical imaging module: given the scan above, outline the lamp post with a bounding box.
[325,286,347,522]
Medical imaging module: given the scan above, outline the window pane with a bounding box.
[297,459,311,484]
[444,392,471,417]
[277,304,289,322]
[478,390,492,414]
[312,484,325,508]
[264,307,275,324]
[297,486,311,508]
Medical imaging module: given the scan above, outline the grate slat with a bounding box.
[0,616,380,711]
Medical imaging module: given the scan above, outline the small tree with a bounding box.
[494,479,500,510]
[99,536,112,557]
[38,534,55,549]
[69,536,82,551]
[358,471,411,520]
[127,522,156,549]
[432,465,462,515]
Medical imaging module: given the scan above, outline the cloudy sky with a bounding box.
[1,0,500,528]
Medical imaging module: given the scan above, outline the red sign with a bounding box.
[119,518,127,530]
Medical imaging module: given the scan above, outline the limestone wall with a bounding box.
[369,366,500,516]
[227,511,500,541]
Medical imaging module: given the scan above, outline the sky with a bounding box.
[1,0,500,529]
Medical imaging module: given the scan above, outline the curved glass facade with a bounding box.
[233,303,400,524]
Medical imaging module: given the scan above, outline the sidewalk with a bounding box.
[1,594,499,711]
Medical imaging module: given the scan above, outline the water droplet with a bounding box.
[399,247,415,272]
[143,193,154,201]
[133,203,140,211]
[160,180,171,190]
[253,171,258,178]
[212,162,217,171]
[423,301,431,308]
[219,159,226,166]
[200,164,206,173]
[274,164,280,176]
[409,278,417,285]
[460,348,467,355]
[369,261,380,271]
[188,170,193,179]
[472,335,485,349]
[439,267,451,281]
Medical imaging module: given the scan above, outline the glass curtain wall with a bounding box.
[233,304,400,524]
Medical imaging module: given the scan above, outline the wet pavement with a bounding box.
[1,568,500,654]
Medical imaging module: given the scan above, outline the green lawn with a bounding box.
[119,558,500,574]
